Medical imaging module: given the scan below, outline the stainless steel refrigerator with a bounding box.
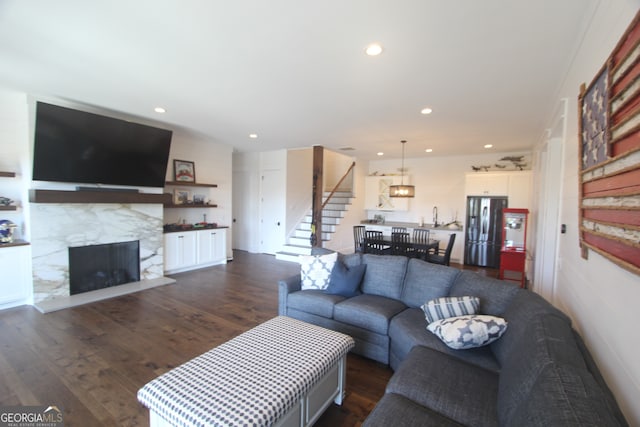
[464,196,508,268]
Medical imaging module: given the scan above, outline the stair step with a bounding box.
[275,252,303,263]
[281,244,312,255]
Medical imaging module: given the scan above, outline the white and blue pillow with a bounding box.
[299,252,338,290]
[427,315,508,350]
[421,296,480,323]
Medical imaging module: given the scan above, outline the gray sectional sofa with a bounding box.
[278,253,628,426]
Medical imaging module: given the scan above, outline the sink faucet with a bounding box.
[433,206,438,227]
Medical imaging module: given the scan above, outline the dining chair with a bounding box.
[412,228,431,260]
[391,226,407,234]
[364,230,385,254]
[353,225,366,253]
[426,233,456,266]
[391,232,410,256]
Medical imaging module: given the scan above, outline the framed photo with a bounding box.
[173,189,191,205]
[193,193,206,205]
[173,159,196,182]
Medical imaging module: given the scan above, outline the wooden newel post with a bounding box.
[311,146,324,248]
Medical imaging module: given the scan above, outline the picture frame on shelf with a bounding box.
[173,159,196,183]
[193,193,206,205]
[173,189,191,205]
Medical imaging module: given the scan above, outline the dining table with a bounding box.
[363,234,439,258]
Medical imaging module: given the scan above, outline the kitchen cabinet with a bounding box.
[0,243,31,308]
[164,228,227,274]
[365,176,409,211]
[465,173,509,196]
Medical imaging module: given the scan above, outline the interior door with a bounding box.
[260,169,285,254]
[232,170,250,251]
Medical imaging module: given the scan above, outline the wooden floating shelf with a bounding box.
[0,172,16,178]
[0,206,18,211]
[0,239,30,248]
[165,181,218,188]
[29,189,171,204]
[164,204,218,209]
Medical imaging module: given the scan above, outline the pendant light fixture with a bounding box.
[389,140,415,198]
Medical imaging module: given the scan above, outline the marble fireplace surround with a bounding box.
[30,197,175,313]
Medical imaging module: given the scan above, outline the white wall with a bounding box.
[285,148,312,236]
[549,2,640,423]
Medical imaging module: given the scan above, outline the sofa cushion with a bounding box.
[287,290,346,318]
[427,315,507,350]
[338,252,362,268]
[497,315,588,425]
[421,296,480,323]
[389,308,500,373]
[334,294,407,335]
[363,393,464,427]
[325,261,366,297]
[449,271,519,316]
[509,363,625,427]
[299,252,338,290]
[361,254,408,299]
[387,346,499,427]
[399,259,460,308]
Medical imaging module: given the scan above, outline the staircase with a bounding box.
[275,191,353,262]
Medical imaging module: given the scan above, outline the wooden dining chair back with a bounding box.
[412,228,431,260]
[353,225,366,253]
[426,233,456,266]
[364,230,385,254]
[391,232,410,256]
[391,226,407,234]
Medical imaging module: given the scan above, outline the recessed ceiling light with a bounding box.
[425,148,433,153]
[365,43,383,56]
[154,107,166,113]
[249,133,258,139]
[421,107,433,115]
[377,152,384,156]
[484,144,493,149]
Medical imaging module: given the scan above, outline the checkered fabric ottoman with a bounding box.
[137,316,355,427]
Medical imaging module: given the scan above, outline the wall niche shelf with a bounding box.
[0,206,17,211]
[29,189,171,204]
[0,172,16,178]
[165,181,218,188]
[164,203,219,209]
[0,171,18,211]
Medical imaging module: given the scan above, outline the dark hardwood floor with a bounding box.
[0,251,497,426]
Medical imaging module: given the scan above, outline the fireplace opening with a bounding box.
[69,240,140,295]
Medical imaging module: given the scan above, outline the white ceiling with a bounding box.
[0,0,598,160]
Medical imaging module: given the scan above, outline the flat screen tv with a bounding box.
[33,101,172,188]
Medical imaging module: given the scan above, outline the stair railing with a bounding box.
[321,161,356,210]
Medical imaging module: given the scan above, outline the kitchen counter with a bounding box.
[360,220,463,232]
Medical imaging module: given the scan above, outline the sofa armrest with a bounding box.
[278,274,301,316]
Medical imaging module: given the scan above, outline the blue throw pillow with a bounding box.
[325,261,366,297]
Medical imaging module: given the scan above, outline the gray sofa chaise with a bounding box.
[278,253,628,426]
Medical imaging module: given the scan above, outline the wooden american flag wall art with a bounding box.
[578,10,640,275]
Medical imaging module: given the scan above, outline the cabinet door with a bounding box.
[0,245,31,306]
[465,173,509,196]
[164,232,197,271]
[197,229,226,265]
[365,176,409,211]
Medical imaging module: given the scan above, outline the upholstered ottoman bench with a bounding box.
[137,316,355,427]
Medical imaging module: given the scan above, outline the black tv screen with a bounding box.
[33,102,172,188]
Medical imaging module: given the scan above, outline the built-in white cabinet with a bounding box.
[164,231,197,272]
[164,228,227,274]
[365,176,409,211]
[196,229,225,265]
[0,243,31,308]
[465,171,532,209]
[465,173,510,196]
